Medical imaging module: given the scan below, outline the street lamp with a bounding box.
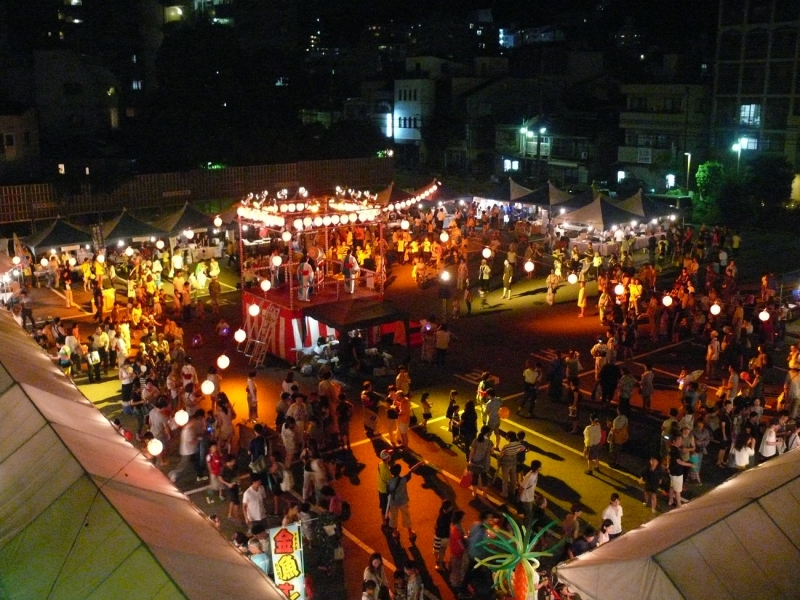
[536,126,547,183]
[684,152,691,190]
[731,139,745,172]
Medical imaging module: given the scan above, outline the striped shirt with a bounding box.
[499,440,526,466]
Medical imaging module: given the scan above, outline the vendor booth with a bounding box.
[102,209,167,247]
[24,219,96,287]
[152,203,223,262]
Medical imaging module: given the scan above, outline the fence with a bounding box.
[0,157,394,224]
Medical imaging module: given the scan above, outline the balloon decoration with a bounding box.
[498,406,510,419]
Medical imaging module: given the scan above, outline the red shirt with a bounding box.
[206,452,223,476]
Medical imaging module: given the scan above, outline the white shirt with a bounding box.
[601,503,623,535]
[519,470,539,503]
[760,429,778,458]
[243,485,268,521]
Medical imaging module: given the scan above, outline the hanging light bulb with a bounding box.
[248,304,260,317]
[440,231,449,243]
[524,260,534,273]
[213,216,223,227]
[147,438,163,457]
[567,273,578,284]
[174,409,189,427]
[281,231,292,242]
[260,279,271,292]
[482,248,492,259]
[234,328,247,343]
[217,355,230,370]
[155,240,165,250]
[759,308,770,322]
[614,283,625,295]
[662,295,673,307]
[271,255,283,267]
[710,303,721,316]
[201,379,215,395]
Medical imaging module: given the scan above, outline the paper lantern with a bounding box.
[287,203,296,212]
[331,215,340,225]
[217,355,230,369]
[234,328,247,343]
[322,216,331,226]
[96,254,105,263]
[201,379,215,395]
[125,246,134,257]
[303,217,312,227]
[440,231,449,243]
[440,271,451,282]
[213,216,223,227]
[296,203,304,211]
[174,409,189,427]
[614,283,625,295]
[567,273,578,284]
[12,256,20,265]
[248,304,260,317]
[281,231,292,242]
[117,240,125,247]
[68,257,76,266]
[40,257,48,267]
[156,240,165,250]
[710,303,721,316]
[184,229,194,240]
[147,438,163,456]
[349,213,357,223]
[759,309,770,322]
[400,219,409,230]
[313,216,323,227]
[340,215,349,225]
[50,248,57,254]
[662,295,673,307]
[498,406,510,419]
[260,279,271,292]
[482,248,492,259]
[524,260,534,273]
[271,255,282,267]
[279,204,288,213]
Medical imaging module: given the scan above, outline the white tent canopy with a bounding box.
[0,311,284,599]
[556,448,800,600]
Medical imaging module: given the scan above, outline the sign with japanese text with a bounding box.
[269,523,306,600]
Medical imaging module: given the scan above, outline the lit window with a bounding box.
[666,174,675,189]
[503,159,512,171]
[132,80,143,90]
[511,160,519,170]
[617,170,626,183]
[132,54,137,64]
[739,137,758,150]
[739,104,761,126]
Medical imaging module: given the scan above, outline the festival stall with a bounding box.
[551,196,644,256]
[152,203,223,262]
[102,208,168,248]
[24,219,96,286]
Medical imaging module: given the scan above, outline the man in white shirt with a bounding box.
[601,493,624,540]
[242,479,269,533]
[519,460,541,530]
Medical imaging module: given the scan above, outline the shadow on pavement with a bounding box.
[537,474,595,516]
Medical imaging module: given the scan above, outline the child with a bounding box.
[568,382,580,434]
[246,371,258,419]
[392,570,408,600]
[688,450,703,485]
[446,391,460,445]
[205,442,225,503]
[219,454,241,521]
[433,500,453,571]
[639,456,662,513]
[420,392,433,428]
[463,283,472,316]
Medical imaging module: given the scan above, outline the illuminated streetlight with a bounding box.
[684,152,692,190]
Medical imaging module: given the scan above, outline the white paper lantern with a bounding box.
[759,309,770,322]
[294,218,303,230]
[125,246,134,257]
[614,283,625,295]
[440,270,451,282]
[147,438,163,456]
[331,215,341,225]
[287,203,296,212]
[340,215,349,225]
[216,355,230,370]
[213,216,223,227]
[482,248,492,259]
[118,240,125,247]
[184,229,194,240]
[248,304,260,317]
[271,255,282,267]
[349,213,357,223]
[201,379,215,395]
[234,328,247,343]
[313,216,323,227]
[440,232,449,243]
[662,295,673,307]
[524,260,534,273]
[400,219,409,230]
[567,273,578,284]
[322,216,331,226]
[710,303,721,316]
[40,257,48,267]
[279,204,288,213]
[12,256,20,265]
[296,203,304,211]
[68,257,76,266]
[281,231,292,242]
[96,254,105,263]
[174,409,189,427]
[260,279,271,292]
[156,240,165,250]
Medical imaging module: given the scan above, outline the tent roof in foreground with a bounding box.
[303,298,409,331]
[556,448,800,600]
[0,311,284,600]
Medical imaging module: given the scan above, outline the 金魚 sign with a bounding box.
[269,523,305,600]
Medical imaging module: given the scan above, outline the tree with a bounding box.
[695,161,726,201]
[744,154,793,210]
